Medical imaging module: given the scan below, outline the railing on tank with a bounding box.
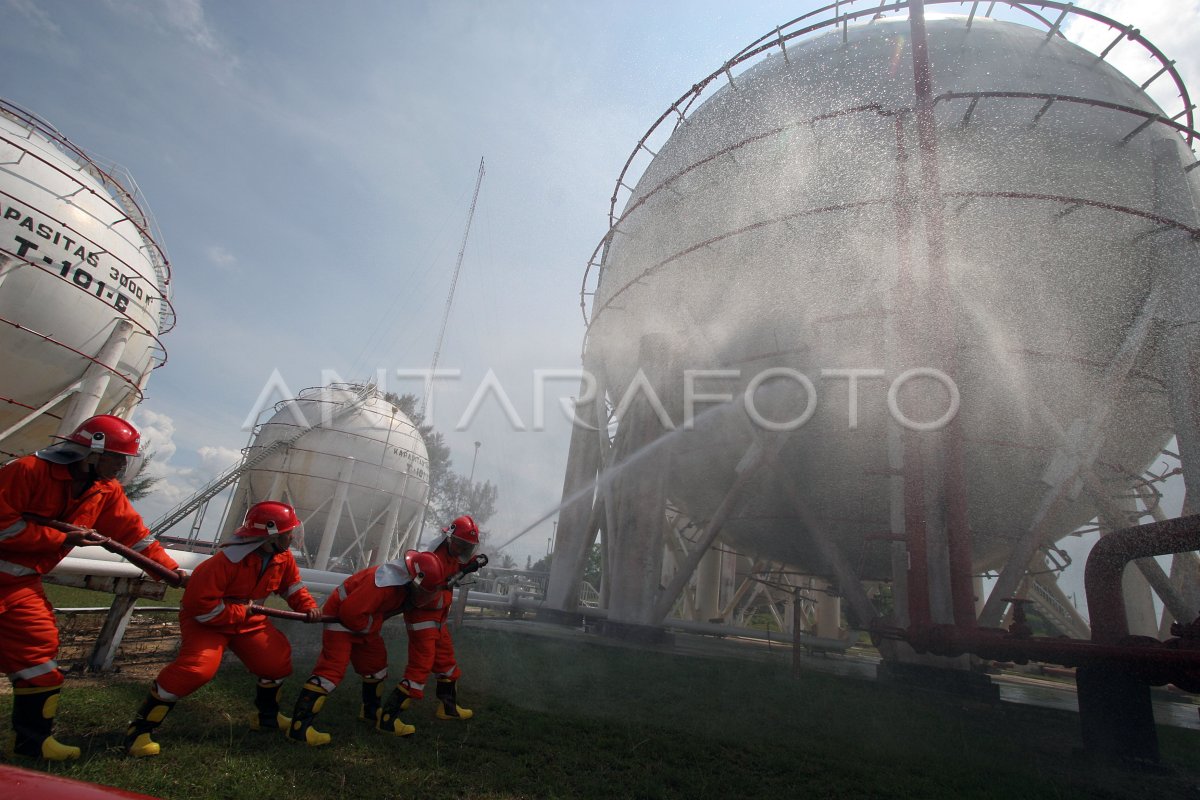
[0,316,149,421]
[0,238,172,371]
[0,99,176,337]
[578,0,1200,332]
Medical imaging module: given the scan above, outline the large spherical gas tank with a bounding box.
[0,101,173,457]
[589,15,1196,578]
[233,386,430,571]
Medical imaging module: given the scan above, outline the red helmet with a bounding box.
[404,550,445,589]
[234,501,301,541]
[64,414,141,456]
[444,515,480,561]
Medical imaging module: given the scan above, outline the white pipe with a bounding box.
[57,319,134,435]
[49,547,346,597]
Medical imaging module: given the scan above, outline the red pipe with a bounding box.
[873,622,1200,691]
[908,0,977,627]
[1085,513,1200,643]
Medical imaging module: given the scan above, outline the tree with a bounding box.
[583,542,603,588]
[122,451,162,502]
[495,552,517,569]
[436,473,498,525]
[383,391,499,526]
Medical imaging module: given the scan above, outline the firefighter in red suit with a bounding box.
[390,514,487,727]
[287,549,447,745]
[123,501,320,757]
[0,415,181,761]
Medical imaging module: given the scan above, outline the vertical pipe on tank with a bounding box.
[892,108,931,628]
[56,319,134,435]
[315,457,355,570]
[907,0,976,628]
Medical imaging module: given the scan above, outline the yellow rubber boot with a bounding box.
[376,686,416,736]
[435,679,473,720]
[11,685,81,761]
[124,691,175,758]
[286,684,331,747]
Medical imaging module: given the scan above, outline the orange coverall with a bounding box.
[153,548,316,700]
[399,541,464,698]
[308,564,410,691]
[0,454,179,687]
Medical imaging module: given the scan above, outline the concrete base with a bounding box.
[876,660,1001,702]
[1076,664,1159,764]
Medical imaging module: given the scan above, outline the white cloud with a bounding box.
[161,0,224,56]
[206,244,237,269]
[1065,1,1200,118]
[133,407,178,463]
[131,408,242,530]
[104,0,239,77]
[197,444,241,472]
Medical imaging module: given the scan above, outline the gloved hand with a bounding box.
[461,553,489,575]
[305,608,323,623]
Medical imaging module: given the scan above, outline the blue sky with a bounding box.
[2,0,1196,577]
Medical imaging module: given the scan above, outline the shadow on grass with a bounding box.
[3,625,1199,799]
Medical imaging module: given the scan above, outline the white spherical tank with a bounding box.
[587,14,1197,579]
[0,101,174,456]
[226,385,430,572]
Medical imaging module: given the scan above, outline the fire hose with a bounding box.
[26,514,186,586]
[29,515,336,624]
[446,553,489,588]
[245,604,337,624]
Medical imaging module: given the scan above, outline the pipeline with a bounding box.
[873,513,1200,693]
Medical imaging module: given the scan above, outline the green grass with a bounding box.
[43,583,184,608]
[5,626,1200,799]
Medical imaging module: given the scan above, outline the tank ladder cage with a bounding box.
[148,382,377,540]
[0,242,171,369]
[579,0,1196,329]
[0,100,175,332]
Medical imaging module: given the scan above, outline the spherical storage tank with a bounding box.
[0,100,174,457]
[587,11,1198,581]
[222,385,430,572]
